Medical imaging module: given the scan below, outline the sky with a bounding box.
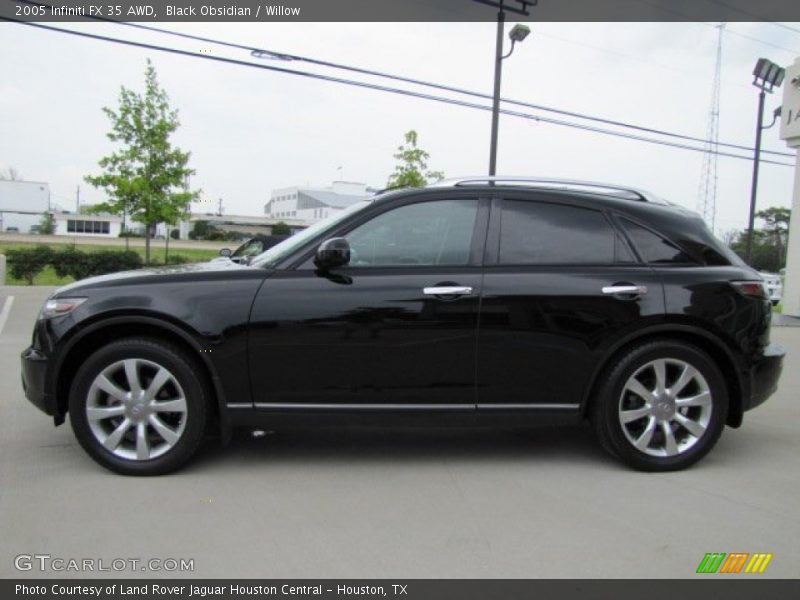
[1,20,799,236]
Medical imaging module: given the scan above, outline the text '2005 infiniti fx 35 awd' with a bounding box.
[21,177,785,474]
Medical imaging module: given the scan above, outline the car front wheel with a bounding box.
[591,340,728,471]
[69,338,207,475]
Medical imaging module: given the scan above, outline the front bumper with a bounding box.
[745,342,786,412]
[21,346,54,416]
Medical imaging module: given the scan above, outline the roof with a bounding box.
[428,176,671,205]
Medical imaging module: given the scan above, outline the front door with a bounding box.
[248,196,487,408]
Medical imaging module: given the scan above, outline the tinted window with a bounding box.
[499,200,619,265]
[621,219,693,264]
[345,199,478,267]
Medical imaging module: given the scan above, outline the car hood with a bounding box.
[54,260,251,296]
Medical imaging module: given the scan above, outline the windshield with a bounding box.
[250,200,373,268]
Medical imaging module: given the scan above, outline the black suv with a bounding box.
[21,177,785,474]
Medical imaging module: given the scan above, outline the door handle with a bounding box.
[602,285,648,296]
[423,286,474,296]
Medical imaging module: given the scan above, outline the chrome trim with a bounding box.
[423,286,473,296]
[428,176,670,204]
[254,403,475,410]
[226,403,252,409]
[602,285,648,295]
[477,403,580,410]
[250,403,580,411]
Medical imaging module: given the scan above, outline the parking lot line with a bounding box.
[0,296,14,336]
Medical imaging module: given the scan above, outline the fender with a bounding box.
[579,320,747,415]
[49,313,233,442]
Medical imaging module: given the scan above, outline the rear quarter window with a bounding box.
[621,219,694,264]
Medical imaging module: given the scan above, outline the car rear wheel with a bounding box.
[69,338,207,475]
[591,340,728,471]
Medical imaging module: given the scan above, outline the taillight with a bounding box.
[730,281,767,299]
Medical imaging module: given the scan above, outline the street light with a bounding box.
[746,58,786,264]
[478,0,536,176]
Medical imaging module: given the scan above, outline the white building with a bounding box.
[52,213,123,237]
[265,181,374,224]
[0,180,50,233]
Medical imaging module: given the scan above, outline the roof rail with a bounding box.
[427,176,668,204]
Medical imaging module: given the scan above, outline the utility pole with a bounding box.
[746,89,766,264]
[475,0,535,176]
[76,185,80,214]
[489,7,506,176]
[747,58,786,265]
[217,198,223,217]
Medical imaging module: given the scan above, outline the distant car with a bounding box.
[760,272,783,306]
[217,234,289,264]
[5,226,19,233]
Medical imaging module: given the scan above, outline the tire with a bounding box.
[68,337,208,475]
[591,340,728,471]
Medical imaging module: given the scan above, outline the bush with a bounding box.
[89,250,142,276]
[167,254,189,265]
[272,221,291,235]
[6,246,54,285]
[52,245,92,280]
[53,247,142,281]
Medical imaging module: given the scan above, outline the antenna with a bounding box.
[697,23,726,232]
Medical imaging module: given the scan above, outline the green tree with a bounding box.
[158,197,190,263]
[729,207,791,272]
[38,212,55,235]
[85,60,199,265]
[271,221,291,235]
[386,130,444,189]
[756,206,790,270]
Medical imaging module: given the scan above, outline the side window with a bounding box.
[345,199,478,267]
[498,200,622,265]
[621,219,694,264]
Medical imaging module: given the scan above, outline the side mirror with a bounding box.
[219,248,232,258]
[314,237,350,270]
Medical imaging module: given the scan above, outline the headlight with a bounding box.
[39,297,87,320]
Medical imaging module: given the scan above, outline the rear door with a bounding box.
[476,193,665,409]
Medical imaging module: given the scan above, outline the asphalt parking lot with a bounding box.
[1,285,798,579]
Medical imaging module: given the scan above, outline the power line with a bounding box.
[2,18,794,168]
[12,0,795,159]
[724,26,800,55]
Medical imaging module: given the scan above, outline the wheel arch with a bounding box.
[51,315,231,439]
[580,323,746,428]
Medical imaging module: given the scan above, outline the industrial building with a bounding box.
[264,181,374,223]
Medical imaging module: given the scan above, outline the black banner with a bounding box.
[4,580,800,600]
[2,0,800,23]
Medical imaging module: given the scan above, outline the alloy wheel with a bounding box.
[85,358,188,461]
[618,358,713,458]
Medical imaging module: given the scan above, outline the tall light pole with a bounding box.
[746,58,785,264]
[476,0,534,175]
